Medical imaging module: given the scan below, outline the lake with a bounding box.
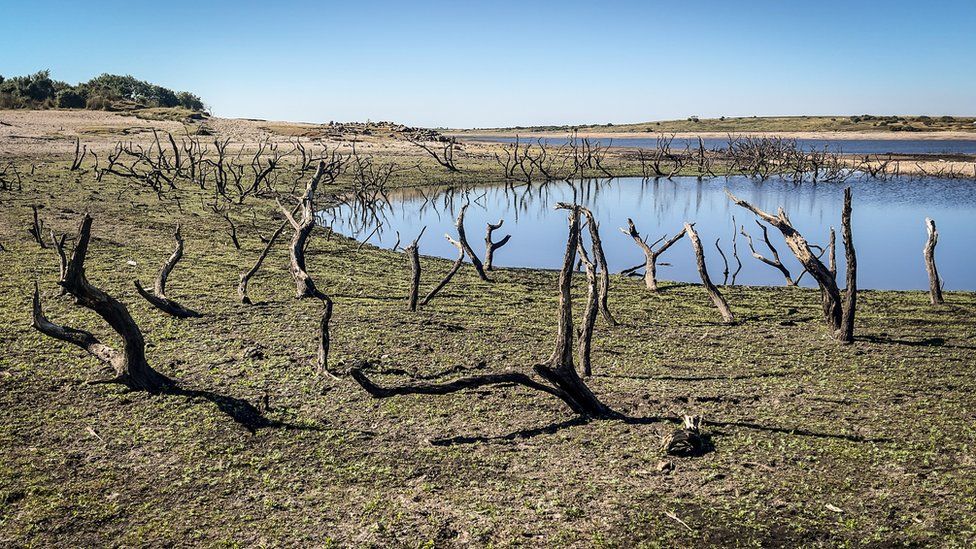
[325,176,976,291]
[463,136,976,156]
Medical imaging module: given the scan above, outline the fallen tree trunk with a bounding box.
[685,223,735,324]
[31,214,171,393]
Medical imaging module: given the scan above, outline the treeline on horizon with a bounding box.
[0,70,205,112]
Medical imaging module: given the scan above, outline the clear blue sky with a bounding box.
[2,0,974,127]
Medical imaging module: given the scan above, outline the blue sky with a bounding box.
[1,0,973,127]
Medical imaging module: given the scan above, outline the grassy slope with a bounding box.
[0,152,975,546]
[458,115,976,134]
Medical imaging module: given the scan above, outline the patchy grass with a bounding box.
[0,149,975,546]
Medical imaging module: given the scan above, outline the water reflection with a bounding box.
[324,175,976,291]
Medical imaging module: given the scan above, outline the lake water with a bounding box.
[464,136,976,156]
[325,176,976,291]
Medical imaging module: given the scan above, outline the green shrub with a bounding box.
[56,88,86,109]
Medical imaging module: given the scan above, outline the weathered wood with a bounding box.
[27,205,46,248]
[577,207,617,326]
[620,219,686,291]
[134,224,201,318]
[685,223,735,323]
[406,229,424,311]
[350,205,618,419]
[923,217,944,305]
[419,235,465,307]
[32,214,171,392]
[726,189,842,331]
[238,221,287,304]
[278,161,333,299]
[317,296,336,377]
[454,204,489,281]
[484,219,511,271]
[839,188,857,343]
[576,236,599,377]
[740,220,794,286]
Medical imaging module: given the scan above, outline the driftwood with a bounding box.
[31,214,171,392]
[238,221,287,304]
[484,219,511,271]
[923,217,944,305]
[740,220,794,286]
[350,204,618,418]
[620,219,686,291]
[685,223,735,324]
[134,224,202,318]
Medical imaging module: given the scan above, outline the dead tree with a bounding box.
[419,235,465,308]
[350,205,618,418]
[406,229,424,311]
[31,214,171,393]
[740,220,794,286]
[454,204,490,281]
[578,207,617,326]
[714,238,730,285]
[484,220,511,271]
[134,224,202,318]
[407,136,460,172]
[923,217,944,305]
[620,219,686,291]
[317,296,335,376]
[839,188,856,343]
[685,223,735,324]
[238,221,287,304]
[575,231,599,377]
[70,137,87,171]
[27,205,46,248]
[277,160,340,299]
[727,188,857,341]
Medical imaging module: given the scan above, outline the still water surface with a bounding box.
[326,176,976,291]
[466,136,976,156]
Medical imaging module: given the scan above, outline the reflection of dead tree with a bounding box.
[27,205,46,248]
[714,238,730,285]
[923,217,944,305]
[685,223,735,323]
[134,224,202,318]
[484,220,511,271]
[238,222,287,304]
[730,216,743,284]
[740,220,794,285]
[350,204,619,418]
[620,219,686,291]
[32,214,172,393]
[727,188,857,342]
[454,204,489,281]
[407,136,460,173]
